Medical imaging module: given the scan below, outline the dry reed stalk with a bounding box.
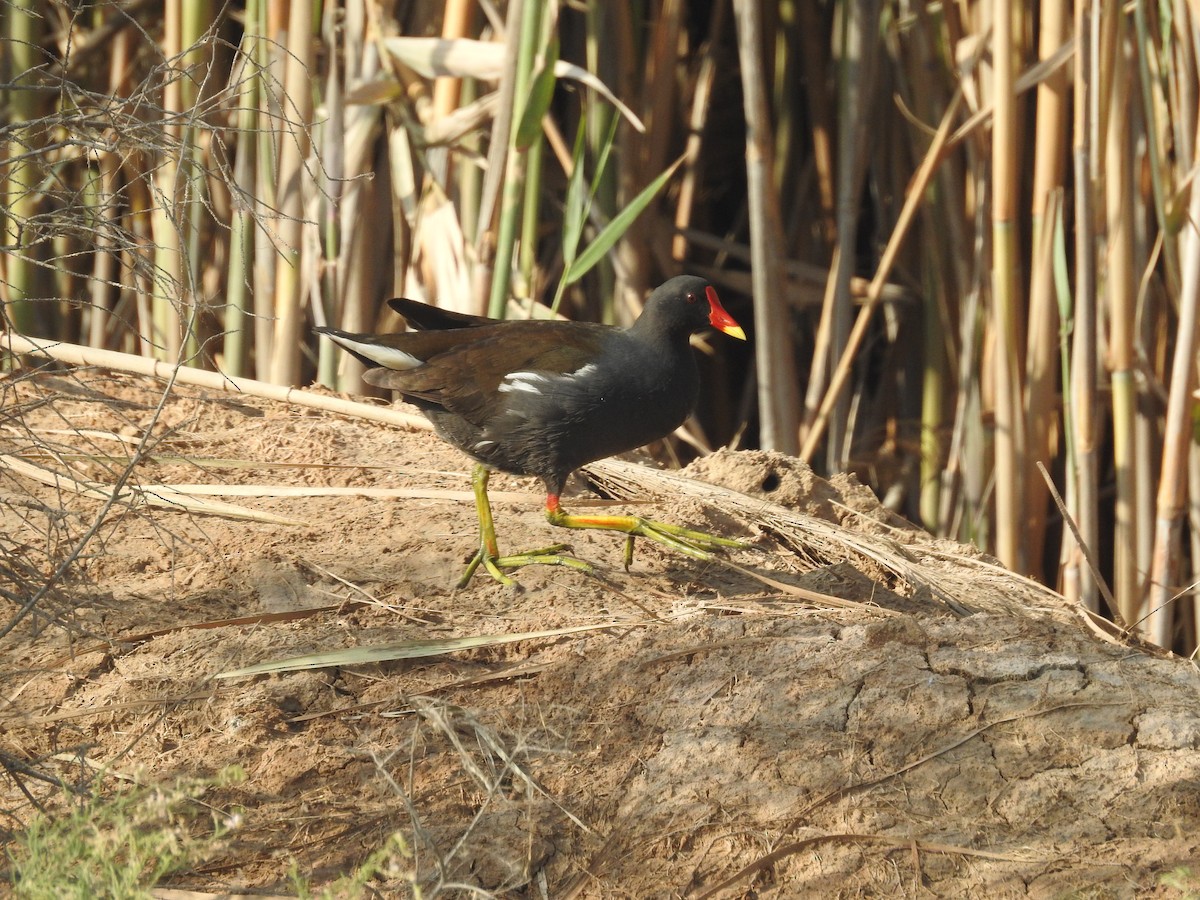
[223,15,259,380]
[1147,108,1200,647]
[821,0,880,469]
[474,0,525,316]
[252,0,281,380]
[990,0,1026,573]
[1023,2,1070,579]
[433,0,476,119]
[1066,1,1100,611]
[620,0,683,297]
[1104,11,1141,628]
[149,1,185,361]
[267,0,315,386]
[733,0,799,455]
[330,0,386,392]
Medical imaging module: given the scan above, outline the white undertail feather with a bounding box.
[323,333,422,370]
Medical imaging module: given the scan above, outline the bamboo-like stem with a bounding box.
[433,0,474,120]
[586,3,619,324]
[1022,2,1069,580]
[820,0,880,469]
[457,74,483,249]
[990,0,1025,573]
[1146,112,1200,648]
[1104,11,1140,628]
[329,0,379,392]
[1,0,42,334]
[314,0,343,389]
[518,134,544,301]
[486,0,542,319]
[88,146,122,349]
[178,0,213,365]
[223,1,260,379]
[473,0,525,316]
[252,0,279,380]
[1133,1,1181,298]
[618,0,680,300]
[268,0,315,385]
[733,0,799,455]
[1068,1,1100,611]
[89,23,131,350]
[151,0,184,361]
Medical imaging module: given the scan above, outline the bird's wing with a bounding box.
[364,323,609,425]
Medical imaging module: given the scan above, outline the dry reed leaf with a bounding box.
[0,454,304,526]
[214,622,629,679]
[381,36,645,131]
[137,483,530,502]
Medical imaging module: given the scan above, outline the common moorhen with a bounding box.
[316,275,747,586]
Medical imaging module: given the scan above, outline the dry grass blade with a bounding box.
[0,453,304,526]
[126,483,532,502]
[214,622,630,679]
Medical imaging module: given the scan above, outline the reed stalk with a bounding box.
[253,0,280,380]
[1023,1,1069,580]
[733,0,799,455]
[150,0,185,361]
[223,0,260,379]
[1147,111,1200,646]
[1,0,43,335]
[1068,0,1101,611]
[474,0,525,316]
[268,0,315,385]
[1104,10,1140,627]
[486,0,542,319]
[989,0,1026,573]
[87,140,122,349]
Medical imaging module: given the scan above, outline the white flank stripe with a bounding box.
[498,371,548,394]
[568,362,599,379]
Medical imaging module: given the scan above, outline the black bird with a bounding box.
[316,274,747,586]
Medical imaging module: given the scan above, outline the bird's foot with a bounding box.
[458,543,593,588]
[547,509,748,570]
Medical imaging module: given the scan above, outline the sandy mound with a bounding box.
[3,371,1199,897]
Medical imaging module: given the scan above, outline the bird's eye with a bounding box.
[686,292,697,304]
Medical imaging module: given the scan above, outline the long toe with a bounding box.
[458,545,593,588]
[548,508,747,564]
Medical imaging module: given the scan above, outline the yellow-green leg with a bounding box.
[544,493,747,570]
[458,465,592,588]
